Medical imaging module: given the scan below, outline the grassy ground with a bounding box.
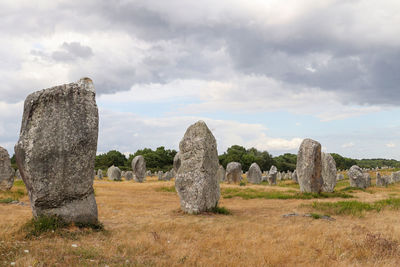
[2,175,400,266]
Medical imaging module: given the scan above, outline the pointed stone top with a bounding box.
[77,77,95,93]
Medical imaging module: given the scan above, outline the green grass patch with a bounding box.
[277,181,300,189]
[209,206,231,215]
[0,198,14,203]
[0,188,26,202]
[23,215,104,238]
[156,186,176,193]
[307,198,400,217]
[13,180,25,187]
[221,188,353,200]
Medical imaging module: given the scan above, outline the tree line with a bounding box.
[10,146,400,173]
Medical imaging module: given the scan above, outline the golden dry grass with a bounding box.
[2,175,400,266]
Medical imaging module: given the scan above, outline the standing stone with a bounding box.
[175,121,220,214]
[125,171,134,181]
[226,162,242,183]
[163,170,174,181]
[146,170,152,177]
[376,172,388,187]
[291,170,298,183]
[121,171,126,178]
[390,171,400,184]
[216,165,226,182]
[14,78,98,224]
[296,138,323,193]
[336,173,344,181]
[247,163,262,184]
[132,155,146,183]
[157,171,164,181]
[107,165,122,181]
[97,169,103,180]
[173,152,181,173]
[348,165,368,189]
[0,147,14,190]
[364,173,371,187]
[277,172,282,181]
[321,152,337,193]
[268,165,278,185]
[15,169,22,180]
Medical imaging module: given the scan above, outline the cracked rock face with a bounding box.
[321,153,337,193]
[14,78,99,224]
[247,163,262,184]
[0,146,14,190]
[132,155,146,183]
[296,139,323,193]
[175,121,220,214]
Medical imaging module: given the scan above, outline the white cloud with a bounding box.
[386,143,396,148]
[98,108,302,154]
[341,142,355,148]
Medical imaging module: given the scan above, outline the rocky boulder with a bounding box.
[14,78,98,224]
[226,162,242,183]
[348,165,368,189]
[247,163,262,184]
[216,165,226,182]
[132,155,146,183]
[97,169,103,180]
[175,121,220,214]
[125,171,134,181]
[296,139,323,193]
[267,165,278,185]
[107,165,122,181]
[321,152,337,193]
[0,147,14,190]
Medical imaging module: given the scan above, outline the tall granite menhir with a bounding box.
[14,78,99,224]
[296,138,323,193]
[0,146,14,190]
[175,121,220,214]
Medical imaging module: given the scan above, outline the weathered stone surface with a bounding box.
[173,152,181,173]
[121,171,126,178]
[132,155,146,183]
[348,165,368,189]
[268,165,278,185]
[125,171,133,181]
[162,170,174,181]
[247,163,262,184]
[296,139,323,193]
[107,165,122,181]
[364,173,371,187]
[376,172,388,187]
[291,170,298,183]
[216,165,226,182]
[321,153,337,193]
[226,162,242,183]
[15,169,22,180]
[157,171,163,181]
[175,121,220,214]
[336,173,344,181]
[0,147,14,190]
[277,172,282,181]
[390,171,400,184]
[14,78,98,224]
[146,170,152,176]
[97,169,103,180]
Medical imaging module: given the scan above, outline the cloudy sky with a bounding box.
[1,0,399,159]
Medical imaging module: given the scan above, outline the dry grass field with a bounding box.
[2,172,400,266]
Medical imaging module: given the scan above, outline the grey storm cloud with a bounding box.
[0,0,399,105]
[51,42,94,62]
